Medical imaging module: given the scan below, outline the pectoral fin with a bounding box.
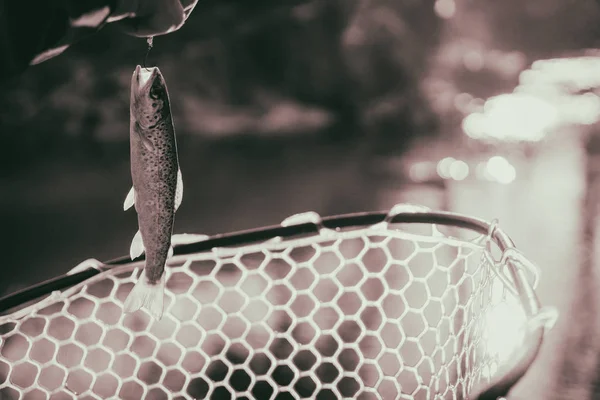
[141,136,154,152]
[124,187,136,211]
[135,122,155,151]
[130,230,145,260]
[175,168,183,212]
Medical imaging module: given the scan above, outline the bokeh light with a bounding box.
[485,156,517,184]
[462,93,558,142]
[448,159,469,181]
[434,0,456,19]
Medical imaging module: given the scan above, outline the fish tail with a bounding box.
[123,273,166,320]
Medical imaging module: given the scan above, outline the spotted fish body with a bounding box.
[123,65,183,320]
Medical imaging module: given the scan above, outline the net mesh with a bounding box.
[0,220,532,400]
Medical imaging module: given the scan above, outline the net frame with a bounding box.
[0,204,555,400]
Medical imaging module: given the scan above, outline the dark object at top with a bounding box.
[0,0,117,83]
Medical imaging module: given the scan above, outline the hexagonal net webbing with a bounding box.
[0,207,551,400]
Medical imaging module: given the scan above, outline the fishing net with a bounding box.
[0,204,556,400]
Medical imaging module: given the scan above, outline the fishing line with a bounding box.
[143,37,154,70]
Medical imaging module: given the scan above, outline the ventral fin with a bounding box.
[124,187,135,211]
[130,230,145,260]
[175,168,183,212]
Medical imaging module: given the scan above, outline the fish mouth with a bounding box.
[134,65,159,90]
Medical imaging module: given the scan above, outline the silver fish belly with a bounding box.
[122,65,183,320]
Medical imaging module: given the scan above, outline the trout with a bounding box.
[122,65,183,320]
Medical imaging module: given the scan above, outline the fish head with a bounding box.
[130,65,170,128]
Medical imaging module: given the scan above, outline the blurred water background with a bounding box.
[2,0,600,398]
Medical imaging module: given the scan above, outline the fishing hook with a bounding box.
[143,37,154,70]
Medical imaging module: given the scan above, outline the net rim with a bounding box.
[0,209,531,316]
